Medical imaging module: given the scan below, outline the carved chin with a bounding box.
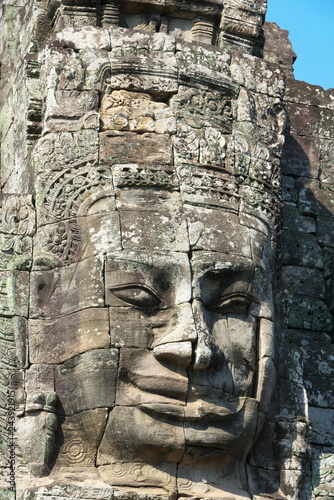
[96,390,258,467]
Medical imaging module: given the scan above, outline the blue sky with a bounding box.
[266,0,334,90]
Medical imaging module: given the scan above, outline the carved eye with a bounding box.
[110,285,162,309]
[208,292,254,314]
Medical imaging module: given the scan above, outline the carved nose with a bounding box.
[153,341,193,368]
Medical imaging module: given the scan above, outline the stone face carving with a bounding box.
[16,47,282,498]
[2,1,284,497]
[3,1,334,499]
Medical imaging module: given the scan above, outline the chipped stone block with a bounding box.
[284,78,334,108]
[55,349,118,415]
[29,257,104,319]
[100,132,173,165]
[29,308,110,364]
[100,90,176,134]
[263,22,296,69]
[55,27,111,51]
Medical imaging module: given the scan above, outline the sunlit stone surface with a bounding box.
[1,1,334,499]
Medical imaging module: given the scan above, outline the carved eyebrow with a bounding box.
[106,270,148,286]
[200,266,256,309]
[201,266,255,283]
[108,282,161,297]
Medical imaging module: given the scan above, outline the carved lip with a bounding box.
[127,373,188,402]
[139,401,238,424]
[139,403,185,421]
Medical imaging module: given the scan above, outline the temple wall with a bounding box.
[0,3,334,499]
[263,21,334,497]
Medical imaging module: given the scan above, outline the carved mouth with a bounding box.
[126,371,189,402]
[138,400,239,424]
[139,403,185,421]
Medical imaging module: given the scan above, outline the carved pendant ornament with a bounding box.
[3,0,334,499]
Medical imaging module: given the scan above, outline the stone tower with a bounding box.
[1,1,334,499]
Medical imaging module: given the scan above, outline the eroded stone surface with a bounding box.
[1,3,334,499]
